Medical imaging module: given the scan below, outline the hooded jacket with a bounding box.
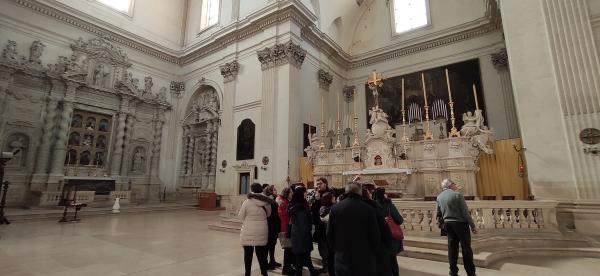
[238,193,273,246]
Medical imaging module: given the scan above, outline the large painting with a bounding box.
[365,59,487,132]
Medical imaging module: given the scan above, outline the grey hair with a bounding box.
[345,182,362,195]
[441,179,453,190]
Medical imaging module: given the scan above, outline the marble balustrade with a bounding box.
[392,199,559,235]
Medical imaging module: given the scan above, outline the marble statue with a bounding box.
[9,136,27,154]
[93,64,105,87]
[157,87,168,102]
[308,132,320,148]
[460,111,478,136]
[143,76,153,97]
[29,40,45,65]
[2,40,19,62]
[132,149,145,171]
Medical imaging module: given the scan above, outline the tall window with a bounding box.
[393,0,429,34]
[96,0,133,13]
[200,0,220,30]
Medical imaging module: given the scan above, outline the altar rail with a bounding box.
[38,191,96,206]
[392,200,559,234]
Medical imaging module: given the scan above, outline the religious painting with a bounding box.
[236,119,255,160]
[99,119,109,132]
[365,59,487,132]
[71,114,83,128]
[374,155,383,166]
[85,117,96,130]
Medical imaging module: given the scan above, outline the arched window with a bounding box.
[236,119,255,160]
[392,0,429,34]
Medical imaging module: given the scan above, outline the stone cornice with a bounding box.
[11,0,501,70]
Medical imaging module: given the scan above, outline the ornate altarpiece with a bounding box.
[0,37,170,206]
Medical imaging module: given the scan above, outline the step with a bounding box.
[400,246,489,268]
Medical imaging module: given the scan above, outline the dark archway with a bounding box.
[236,119,255,160]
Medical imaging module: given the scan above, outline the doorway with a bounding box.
[239,172,250,195]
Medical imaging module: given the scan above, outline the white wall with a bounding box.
[45,0,186,50]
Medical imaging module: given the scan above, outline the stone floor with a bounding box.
[1,210,599,276]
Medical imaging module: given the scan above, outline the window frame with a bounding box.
[93,0,135,17]
[389,0,431,36]
[198,0,221,32]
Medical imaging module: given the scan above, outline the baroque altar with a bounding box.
[305,70,494,198]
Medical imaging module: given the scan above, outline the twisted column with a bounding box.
[50,100,74,174]
[34,97,58,174]
[185,133,194,175]
[111,112,127,176]
[120,114,135,175]
[150,111,165,177]
[180,126,189,174]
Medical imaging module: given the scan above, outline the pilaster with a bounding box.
[491,48,520,138]
[216,60,238,195]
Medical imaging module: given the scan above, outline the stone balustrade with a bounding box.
[392,199,559,235]
[110,191,131,204]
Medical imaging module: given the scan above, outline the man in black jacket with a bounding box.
[327,182,381,276]
[311,177,330,270]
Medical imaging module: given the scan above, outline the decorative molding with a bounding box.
[343,85,355,103]
[11,0,501,70]
[233,100,261,112]
[170,81,185,98]
[257,40,306,70]
[219,60,239,83]
[491,48,508,69]
[317,69,333,90]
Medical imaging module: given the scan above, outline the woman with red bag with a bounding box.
[277,187,295,275]
[374,187,404,276]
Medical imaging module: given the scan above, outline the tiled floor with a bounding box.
[1,210,599,276]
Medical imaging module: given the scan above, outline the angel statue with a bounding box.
[460,111,479,136]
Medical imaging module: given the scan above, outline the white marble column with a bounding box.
[501,0,600,199]
[150,108,165,178]
[216,61,238,194]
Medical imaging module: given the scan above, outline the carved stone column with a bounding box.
[120,113,136,176]
[491,48,520,138]
[111,111,128,176]
[180,126,190,175]
[185,132,195,175]
[49,82,77,175]
[33,96,58,175]
[150,108,165,177]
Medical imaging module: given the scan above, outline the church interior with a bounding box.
[1,0,600,275]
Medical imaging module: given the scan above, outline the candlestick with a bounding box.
[421,73,433,140]
[352,88,360,147]
[319,95,325,150]
[473,84,480,110]
[445,69,460,137]
[337,92,340,121]
[401,78,408,142]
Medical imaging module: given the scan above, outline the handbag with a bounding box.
[385,207,404,240]
[278,232,292,249]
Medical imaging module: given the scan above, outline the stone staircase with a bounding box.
[4,200,198,222]
[208,215,600,268]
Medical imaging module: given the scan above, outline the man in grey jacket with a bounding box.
[436,179,477,276]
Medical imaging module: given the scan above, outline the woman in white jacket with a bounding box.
[239,183,273,276]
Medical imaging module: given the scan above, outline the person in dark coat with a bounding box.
[362,184,393,276]
[374,187,404,276]
[287,186,320,276]
[319,192,336,276]
[263,184,282,269]
[310,177,331,270]
[327,182,381,276]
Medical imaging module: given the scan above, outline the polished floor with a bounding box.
[1,209,599,276]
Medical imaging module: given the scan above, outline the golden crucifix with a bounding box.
[367,70,384,109]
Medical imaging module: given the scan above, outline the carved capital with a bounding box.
[491,48,508,69]
[343,85,355,103]
[317,69,333,91]
[257,40,306,70]
[220,60,240,83]
[170,81,185,98]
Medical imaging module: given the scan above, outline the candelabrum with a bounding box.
[400,109,410,142]
[448,101,460,138]
[352,116,360,147]
[319,122,326,150]
[423,105,433,140]
[334,120,342,149]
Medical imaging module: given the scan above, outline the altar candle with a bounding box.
[337,91,340,121]
[372,70,376,81]
[353,88,357,119]
[445,69,453,102]
[321,95,324,124]
[421,73,428,107]
[309,113,312,134]
[401,78,405,111]
[472,84,479,110]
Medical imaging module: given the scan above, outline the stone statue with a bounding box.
[143,76,153,97]
[132,149,145,171]
[93,64,105,87]
[2,40,19,62]
[474,109,490,133]
[9,136,27,154]
[157,87,168,102]
[460,111,478,136]
[29,40,45,65]
[307,132,320,148]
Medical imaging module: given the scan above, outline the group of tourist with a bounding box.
[238,178,477,276]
